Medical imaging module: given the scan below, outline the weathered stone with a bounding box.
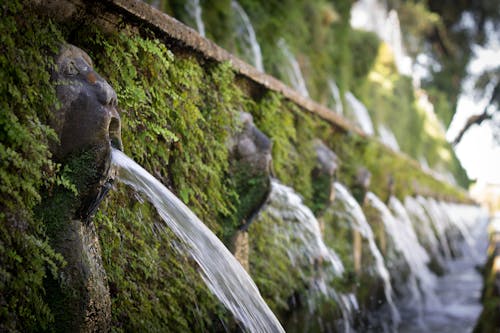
[230,112,272,173]
[232,230,250,272]
[352,167,372,204]
[228,112,272,231]
[52,43,122,219]
[311,139,339,212]
[313,139,338,178]
[52,44,122,159]
[45,44,117,332]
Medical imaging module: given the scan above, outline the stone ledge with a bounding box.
[34,0,468,198]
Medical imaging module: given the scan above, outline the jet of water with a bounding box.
[232,0,264,72]
[185,0,206,37]
[344,92,375,135]
[262,180,354,332]
[377,125,400,151]
[111,149,284,333]
[328,78,343,115]
[277,38,309,97]
[388,196,439,309]
[334,183,400,325]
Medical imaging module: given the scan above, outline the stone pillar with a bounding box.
[232,230,250,272]
[43,44,122,332]
[353,229,363,275]
[312,139,339,214]
[228,112,272,268]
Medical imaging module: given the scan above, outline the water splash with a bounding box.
[396,200,488,332]
[404,196,444,267]
[231,0,264,72]
[378,125,400,151]
[111,149,284,333]
[265,180,344,275]
[344,92,375,135]
[259,180,355,331]
[328,78,343,115]
[277,39,309,97]
[334,183,400,324]
[417,197,453,261]
[185,0,206,37]
[388,196,439,308]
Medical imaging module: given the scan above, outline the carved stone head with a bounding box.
[51,44,123,220]
[52,44,122,161]
[231,112,272,173]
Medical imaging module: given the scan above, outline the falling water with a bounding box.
[111,149,284,333]
[444,203,483,255]
[185,0,206,37]
[334,183,400,324]
[378,125,400,151]
[265,180,344,275]
[404,196,445,268]
[417,197,453,261]
[344,92,375,135]
[397,201,488,333]
[231,0,264,72]
[277,38,309,97]
[365,193,436,323]
[388,197,439,309]
[328,79,343,115]
[350,0,412,76]
[384,10,412,76]
[261,180,355,331]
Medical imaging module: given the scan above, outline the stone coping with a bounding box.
[35,0,467,198]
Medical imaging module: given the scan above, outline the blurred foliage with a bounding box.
[1,0,481,331]
[0,2,67,331]
[156,0,471,187]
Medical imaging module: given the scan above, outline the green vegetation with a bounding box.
[155,0,469,187]
[0,3,65,331]
[0,0,477,331]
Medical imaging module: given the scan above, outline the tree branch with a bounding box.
[452,111,492,146]
[453,83,500,146]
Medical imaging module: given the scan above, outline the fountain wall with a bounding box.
[1,0,476,331]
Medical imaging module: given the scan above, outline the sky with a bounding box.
[446,46,500,185]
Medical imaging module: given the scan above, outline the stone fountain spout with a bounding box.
[52,44,123,220]
[43,44,123,332]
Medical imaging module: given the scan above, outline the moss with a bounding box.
[348,29,381,87]
[248,92,317,202]
[248,209,306,314]
[0,2,67,331]
[1,1,475,331]
[310,172,333,215]
[225,159,269,239]
[95,187,230,332]
[69,27,245,330]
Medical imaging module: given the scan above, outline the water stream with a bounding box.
[111,149,284,333]
[328,78,343,115]
[350,0,412,76]
[397,206,488,333]
[417,196,453,261]
[109,148,487,333]
[260,180,356,332]
[232,0,264,72]
[344,92,375,135]
[389,196,440,315]
[404,197,443,262]
[377,125,400,151]
[185,0,206,37]
[277,38,309,97]
[333,183,400,325]
[366,193,438,324]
